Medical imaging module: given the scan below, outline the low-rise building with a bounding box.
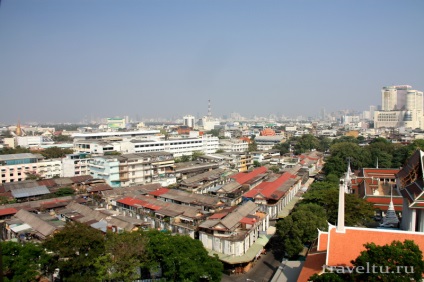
[198,201,270,274]
[0,153,62,184]
[89,152,176,188]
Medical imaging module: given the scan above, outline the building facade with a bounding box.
[89,152,176,188]
[0,153,62,183]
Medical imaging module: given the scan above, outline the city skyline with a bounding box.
[1,0,423,123]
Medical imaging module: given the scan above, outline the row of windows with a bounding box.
[134,141,202,148]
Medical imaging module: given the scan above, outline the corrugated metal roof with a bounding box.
[0,153,37,161]
[10,223,32,233]
[11,186,50,198]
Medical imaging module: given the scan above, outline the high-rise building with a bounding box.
[183,115,195,128]
[374,85,424,129]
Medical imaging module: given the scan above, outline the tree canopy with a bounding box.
[276,203,327,258]
[144,230,223,282]
[351,240,424,281]
[39,146,74,159]
[39,222,223,281]
[2,241,53,281]
[42,221,106,280]
[301,181,375,226]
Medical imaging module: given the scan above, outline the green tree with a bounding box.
[309,273,346,282]
[248,141,258,152]
[175,155,191,163]
[52,134,73,142]
[317,137,332,153]
[276,204,327,258]
[331,136,359,145]
[95,230,148,281]
[294,134,319,154]
[301,182,374,226]
[269,165,280,173]
[351,240,424,282]
[42,221,106,280]
[273,142,290,156]
[40,146,74,159]
[0,146,31,155]
[2,241,53,281]
[192,150,204,161]
[253,160,261,168]
[323,142,371,177]
[207,129,220,138]
[25,172,43,181]
[54,187,75,197]
[144,230,223,282]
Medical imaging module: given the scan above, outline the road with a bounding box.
[221,251,282,282]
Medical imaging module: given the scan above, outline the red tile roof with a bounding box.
[41,199,70,209]
[70,175,93,183]
[326,225,424,267]
[230,167,268,184]
[0,207,18,217]
[317,231,328,252]
[243,172,296,199]
[117,197,162,210]
[239,217,257,225]
[88,184,113,193]
[297,252,326,282]
[37,179,57,188]
[209,212,228,219]
[149,188,169,197]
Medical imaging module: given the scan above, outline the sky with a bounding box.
[0,0,423,123]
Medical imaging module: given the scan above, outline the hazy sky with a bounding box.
[1,0,423,123]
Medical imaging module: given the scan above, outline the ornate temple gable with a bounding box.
[397,150,424,207]
[397,150,423,187]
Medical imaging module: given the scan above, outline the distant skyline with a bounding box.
[1,0,423,123]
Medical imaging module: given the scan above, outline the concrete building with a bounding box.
[62,153,92,177]
[0,153,61,183]
[74,135,219,158]
[198,201,270,273]
[107,117,126,129]
[71,130,160,141]
[218,138,248,152]
[374,85,424,129]
[89,152,176,188]
[183,115,195,128]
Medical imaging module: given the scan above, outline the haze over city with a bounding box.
[0,0,423,123]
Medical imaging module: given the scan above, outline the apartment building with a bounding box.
[0,153,62,184]
[198,201,269,272]
[218,139,248,152]
[61,153,92,177]
[74,135,220,158]
[89,152,176,188]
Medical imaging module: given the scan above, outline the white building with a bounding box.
[218,139,248,152]
[198,116,220,131]
[0,153,62,183]
[198,201,269,258]
[75,135,220,158]
[62,153,92,177]
[71,130,160,141]
[375,85,424,129]
[16,136,54,148]
[183,115,195,128]
[89,152,176,188]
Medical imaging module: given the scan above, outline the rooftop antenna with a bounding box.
[208,99,212,118]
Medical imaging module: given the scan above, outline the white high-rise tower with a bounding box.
[183,115,195,128]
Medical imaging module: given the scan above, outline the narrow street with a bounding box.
[221,251,282,282]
